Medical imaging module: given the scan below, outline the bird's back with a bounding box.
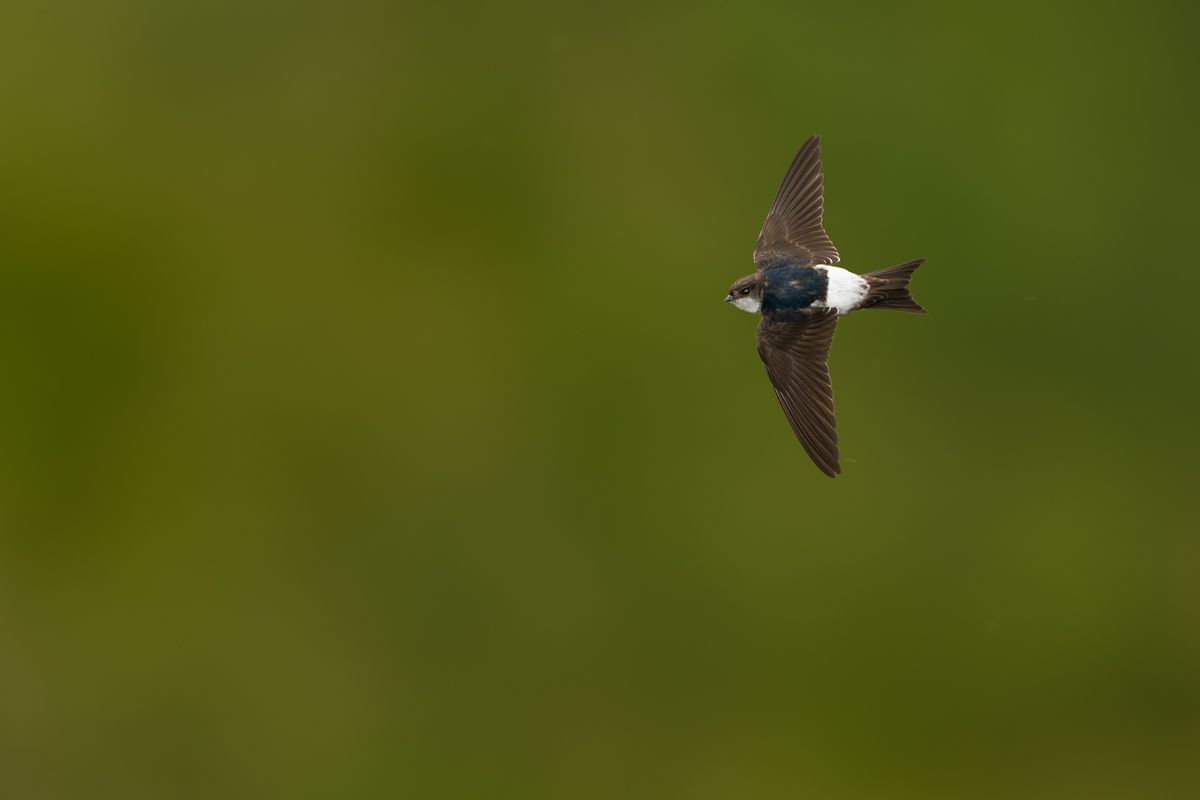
[761,263,828,318]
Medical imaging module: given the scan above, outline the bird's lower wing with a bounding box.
[756,309,841,477]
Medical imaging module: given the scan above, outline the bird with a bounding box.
[725,135,926,477]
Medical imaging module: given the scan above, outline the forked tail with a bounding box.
[862,259,927,314]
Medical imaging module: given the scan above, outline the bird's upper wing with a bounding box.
[753,135,840,269]
[756,308,841,477]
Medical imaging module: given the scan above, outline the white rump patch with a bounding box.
[818,266,869,315]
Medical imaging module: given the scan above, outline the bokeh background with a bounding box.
[2,1,1199,797]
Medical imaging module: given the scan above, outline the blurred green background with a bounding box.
[2,1,1199,797]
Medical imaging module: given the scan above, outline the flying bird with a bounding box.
[725,135,926,477]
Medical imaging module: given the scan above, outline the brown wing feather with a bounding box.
[753,135,840,269]
[756,309,841,477]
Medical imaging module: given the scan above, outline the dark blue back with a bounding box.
[761,262,828,318]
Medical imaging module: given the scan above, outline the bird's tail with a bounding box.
[862,259,927,314]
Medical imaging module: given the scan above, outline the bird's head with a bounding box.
[725,274,764,314]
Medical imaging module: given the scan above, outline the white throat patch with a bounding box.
[731,295,761,314]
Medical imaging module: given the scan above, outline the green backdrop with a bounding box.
[2,1,1198,797]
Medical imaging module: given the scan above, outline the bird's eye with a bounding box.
[740,287,751,295]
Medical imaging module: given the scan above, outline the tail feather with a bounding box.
[862,259,927,314]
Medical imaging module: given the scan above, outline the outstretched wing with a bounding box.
[756,309,841,477]
[753,135,840,269]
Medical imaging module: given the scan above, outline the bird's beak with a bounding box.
[724,294,733,302]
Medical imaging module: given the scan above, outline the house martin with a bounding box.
[726,135,926,477]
